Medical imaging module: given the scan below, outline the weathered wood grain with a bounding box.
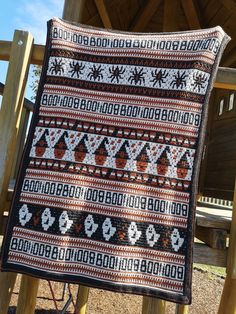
[0,30,33,232]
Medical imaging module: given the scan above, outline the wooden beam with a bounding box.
[196,205,232,230]
[94,0,112,29]
[193,243,227,267]
[181,0,201,29]
[195,226,227,249]
[215,67,236,91]
[163,0,180,32]
[2,40,236,91]
[222,47,236,68]
[0,41,44,65]
[130,0,162,32]
[219,0,236,13]
[62,0,87,23]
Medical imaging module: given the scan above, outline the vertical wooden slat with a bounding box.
[0,30,34,314]
[16,275,40,314]
[0,272,17,314]
[94,0,112,29]
[142,296,166,314]
[11,108,31,179]
[63,0,87,23]
[176,304,189,314]
[75,285,90,314]
[0,30,33,230]
[218,179,236,313]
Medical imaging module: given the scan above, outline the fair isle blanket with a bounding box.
[1,18,230,304]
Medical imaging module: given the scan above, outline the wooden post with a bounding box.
[176,304,189,314]
[75,285,90,314]
[0,272,17,314]
[62,0,87,23]
[0,29,33,230]
[0,235,17,314]
[218,179,236,314]
[142,297,166,314]
[0,29,33,314]
[16,275,39,314]
[11,108,31,179]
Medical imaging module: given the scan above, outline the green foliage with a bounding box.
[30,65,42,101]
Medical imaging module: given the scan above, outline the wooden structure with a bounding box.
[1,0,236,313]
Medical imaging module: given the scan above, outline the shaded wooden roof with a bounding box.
[63,0,236,67]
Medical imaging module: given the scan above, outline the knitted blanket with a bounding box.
[1,18,230,304]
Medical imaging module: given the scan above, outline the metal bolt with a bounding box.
[18,40,23,45]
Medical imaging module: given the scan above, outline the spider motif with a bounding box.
[191,72,208,92]
[88,65,104,81]
[109,66,125,83]
[170,71,188,89]
[150,69,168,87]
[49,58,65,75]
[128,67,146,85]
[69,61,85,78]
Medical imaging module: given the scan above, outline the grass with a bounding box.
[194,263,226,279]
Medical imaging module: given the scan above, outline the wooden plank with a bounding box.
[0,41,44,65]
[11,108,31,179]
[196,206,232,230]
[208,5,230,28]
[130,0,162,32]
[215,67,236,91]
[0,30,33,231]
[94,0,112,29]
[195,226,227,249]
[181,0,201,29]
[193,242,227,267]
[62,0,87,23]
[219,0,236,13]
[16,275,39,314]
[142,297,166,314]
[203,0,221,26]
[222,45,236,68]
[163,0,180,32]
